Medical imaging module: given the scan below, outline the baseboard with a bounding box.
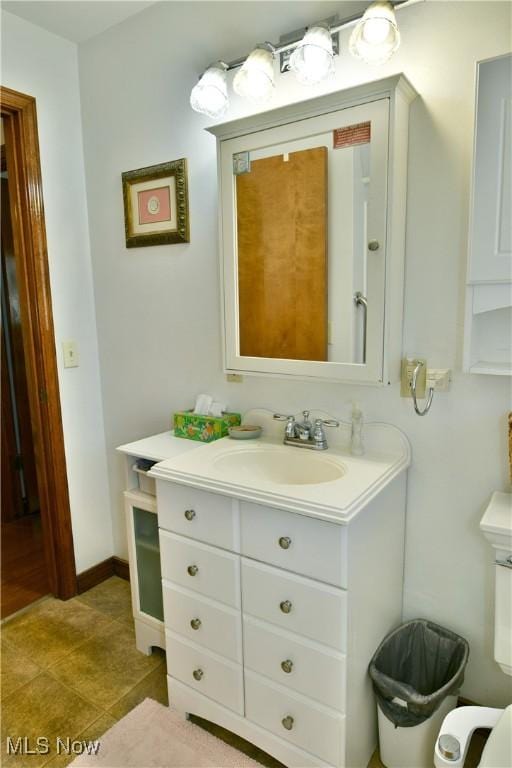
[457,696,479,707]
[77,556,130,593]
[113,556,130,581]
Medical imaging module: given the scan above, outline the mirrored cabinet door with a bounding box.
[210,76,417,385]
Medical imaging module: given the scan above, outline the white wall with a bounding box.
[78,1,511,705]
[1,11,113,572]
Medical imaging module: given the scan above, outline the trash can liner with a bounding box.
[368,619,469,728]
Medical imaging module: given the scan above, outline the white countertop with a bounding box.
[149,413,410,525]
[116,430,202,463]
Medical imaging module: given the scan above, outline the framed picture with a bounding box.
[122,159,189,247]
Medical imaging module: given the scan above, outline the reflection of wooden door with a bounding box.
[1,177,40,518]
[236,147,328,361]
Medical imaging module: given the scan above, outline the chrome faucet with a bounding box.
[273,411,339,451]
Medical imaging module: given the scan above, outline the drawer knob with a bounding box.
[281,659,294,674]
[280,600,293,614]
[184,509,196,521]
[192,668,204,681]
[282,715,294,731]
[190,618,202,630]
[278,536,292,550]
[187,565,199,576]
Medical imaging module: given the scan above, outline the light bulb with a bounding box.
[349,1,400,65]
[233,47,275,103]
[190,62,228,118]
[362,17,391,45]
[289,25,335,85]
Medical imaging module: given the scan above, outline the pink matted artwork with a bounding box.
[137,186,172,225]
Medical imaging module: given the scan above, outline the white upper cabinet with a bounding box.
[469,54,512,283]
[464,54,512,376]
[208,76,417,386]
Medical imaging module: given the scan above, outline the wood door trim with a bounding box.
[1,86,77,598]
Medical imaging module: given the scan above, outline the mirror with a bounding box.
[236,138,372,365]
[209,77,416,384]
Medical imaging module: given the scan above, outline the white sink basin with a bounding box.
[149,411,411,523]
[212,447,345,486]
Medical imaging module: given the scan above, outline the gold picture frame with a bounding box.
[122,159,189,247]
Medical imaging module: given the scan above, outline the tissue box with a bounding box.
[173,410,241,442]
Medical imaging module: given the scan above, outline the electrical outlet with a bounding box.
[400,357,426,398]
[226,373,243,383]
[62,340,79,368]
[426,368,452,391]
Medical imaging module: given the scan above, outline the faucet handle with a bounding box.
[274,414,296,440]
[314,418,340,428]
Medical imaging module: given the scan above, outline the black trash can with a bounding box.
[368,619,469,768]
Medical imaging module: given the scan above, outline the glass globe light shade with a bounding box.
[233,47,275,103]
[190,63,229,118]
[349,1,400,65]
[289,25,335,85]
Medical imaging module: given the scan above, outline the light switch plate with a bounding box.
[400,357,426,398]
[62,340,79,368]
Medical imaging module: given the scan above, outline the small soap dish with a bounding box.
[228,425,262,440]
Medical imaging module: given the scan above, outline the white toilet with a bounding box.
[434,492,512,768]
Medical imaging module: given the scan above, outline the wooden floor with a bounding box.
[1,513,50,619]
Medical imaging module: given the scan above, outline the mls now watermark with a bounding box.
[6,736,101,757]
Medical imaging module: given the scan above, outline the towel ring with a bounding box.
[411,360,434,416]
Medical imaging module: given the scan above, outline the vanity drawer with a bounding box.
[241,502,347,587]
[245,670,345,767]
[160,531,240,608]
[241,559,347,651]
[162,581,242,662]
[157,481,237,550]
[165,631,244,715]
[243,616,346,712]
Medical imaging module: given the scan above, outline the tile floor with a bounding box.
[1,577,167,768]
[1,576,488,768]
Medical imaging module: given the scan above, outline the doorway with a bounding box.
[1,123,49,616]
[0,87,77,616]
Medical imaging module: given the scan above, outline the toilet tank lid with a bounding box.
[480,492,512,549]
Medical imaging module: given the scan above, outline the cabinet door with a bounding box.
[125,491,164,624]
[219,97,390,384]
[469,54,512,282]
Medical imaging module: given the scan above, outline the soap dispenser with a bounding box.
[351,403,364,456]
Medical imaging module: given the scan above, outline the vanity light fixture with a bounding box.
[190,0,421,117]
[233,45,275,102]
[289,24,335,85]
[190,61,229,118]
[349,1,401,64]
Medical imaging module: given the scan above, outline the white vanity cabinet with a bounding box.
[156,474,407,768]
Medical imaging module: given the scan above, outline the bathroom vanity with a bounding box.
[149,411,411,768]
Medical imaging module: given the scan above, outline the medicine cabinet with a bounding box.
[464,54,512,375]
[208,75,417,385]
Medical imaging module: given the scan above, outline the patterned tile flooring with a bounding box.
[1,577,167,768]
[1,576,488,768]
